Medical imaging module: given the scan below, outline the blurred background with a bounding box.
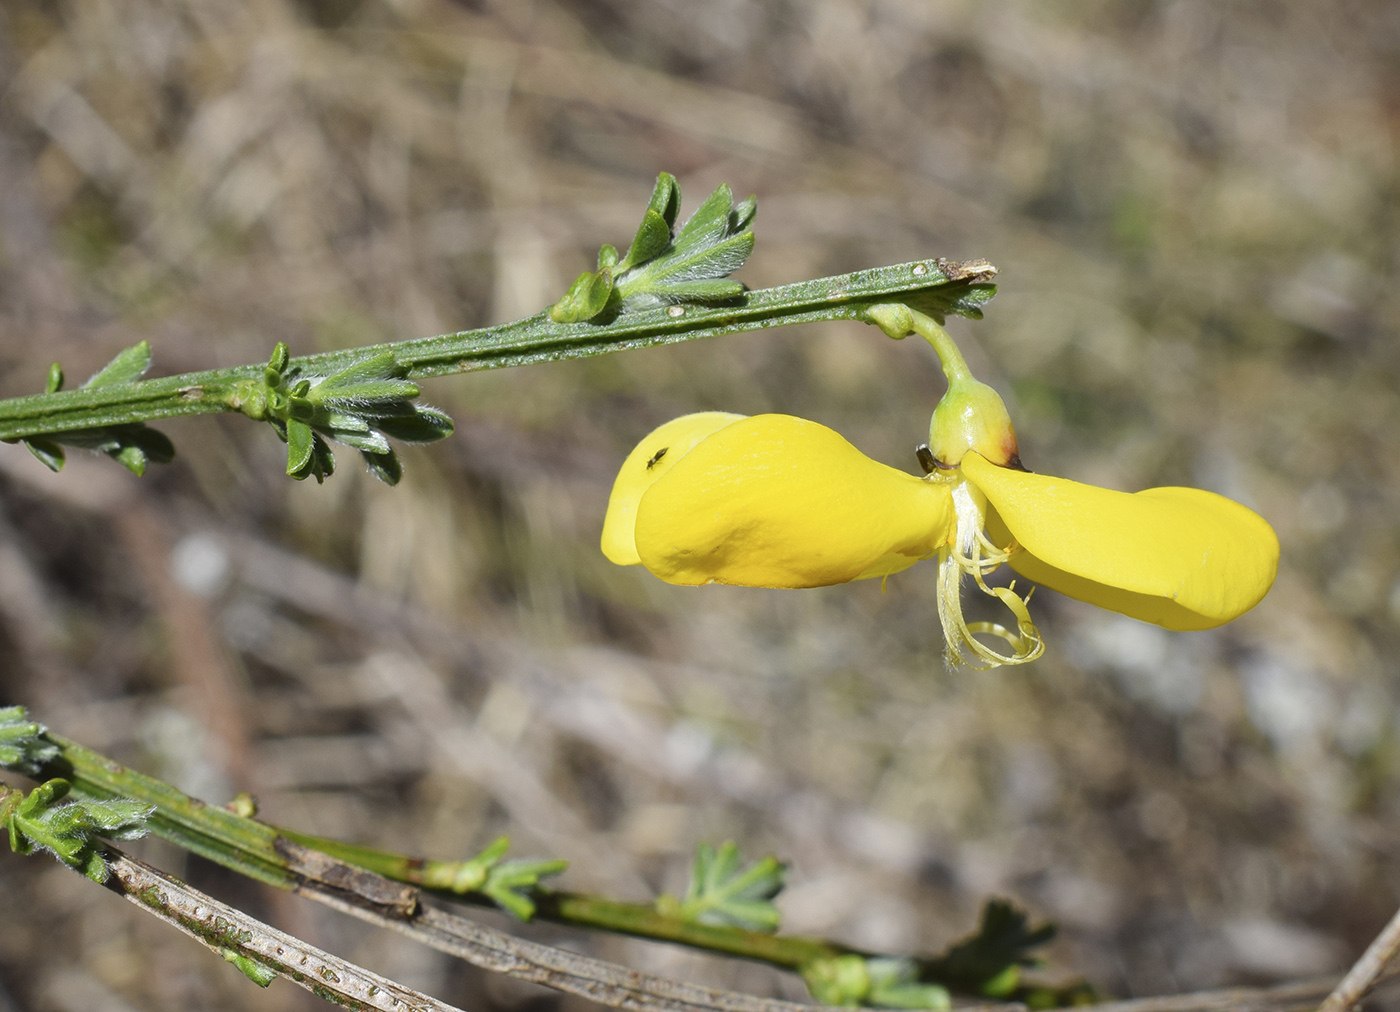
[1,1,1398,1009]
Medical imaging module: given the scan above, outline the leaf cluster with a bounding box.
[9,343,175,475]
[0,706,59,777]
[551,172,756,323]
[246,343,454,484]
[418,835,569,920]
[3,777,152,883]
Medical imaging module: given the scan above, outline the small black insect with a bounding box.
[646,446,669,470]
[915,444,939,474]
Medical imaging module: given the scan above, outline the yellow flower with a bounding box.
[601,306,1279,667]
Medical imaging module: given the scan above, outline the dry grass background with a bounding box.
[1,1,1399,1009]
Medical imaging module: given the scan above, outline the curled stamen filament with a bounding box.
[937,482,1045,669]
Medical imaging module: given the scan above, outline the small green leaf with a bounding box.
[288,395,316,422]
[730,195,757,233]
[672,183,736,254]
[619,209,673,272]
[45,363,64,394]
[82,341,151,388]
[24,439,65,472]
[360,449,401,485]
[310,434,336,483]
[312,380,420,407]
[647,171,682,228]
[321,412,371,433]
[375,407,454,443]
[550,268,616,323]
[113,445,148,476]
[597,244,619,270]
[315,350,404,390]
[285,419,314,477]
[222,949,277,987]
[267,341,290,375]
[328,428,391,454]
[652,279,746,302]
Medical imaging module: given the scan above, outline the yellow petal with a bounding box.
[601,412,746,565]
[963,452,1278,630]
[632,414,954,587]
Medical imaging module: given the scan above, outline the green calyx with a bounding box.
[230,343,455,484]
[865,302,1019,469]
[550,172,755,324]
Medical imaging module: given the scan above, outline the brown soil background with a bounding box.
[1,1,1399,1010]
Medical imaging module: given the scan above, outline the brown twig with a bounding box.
[1318,905,1400,1012]
[1087,977,1335,1012]
[101,846,468,1012]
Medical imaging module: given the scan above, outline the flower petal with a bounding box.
[962,452,1278,630]
[632,414,954,587]
[601,412,746,565]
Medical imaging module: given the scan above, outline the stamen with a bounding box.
[936,481,1045,669]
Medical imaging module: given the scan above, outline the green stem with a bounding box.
[37,731,297,890]
[278,827,848,969]
[0,259,994,441]
[37,732,853,969]
[908,309,973,383]
[22,730,1089,1005]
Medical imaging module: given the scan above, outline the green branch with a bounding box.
[0,260,994,443]
[2,713,1089,1006]
[0,171,993,487]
